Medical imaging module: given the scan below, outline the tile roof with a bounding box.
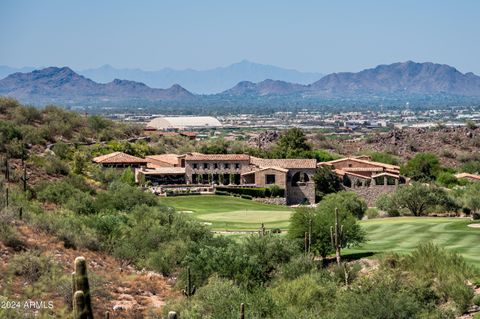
[146,154,181,166]
[185,154,251,161]
[251,157,317,169]
[93,152,147,164]
[343,167,384,172]
[320,157,400,170]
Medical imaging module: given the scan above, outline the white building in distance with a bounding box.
[147,116,222,131]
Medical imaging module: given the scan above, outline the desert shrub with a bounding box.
[334,271,437,319]
[51,142,72,160]
[366,207,380,219]
[473,295,480,307]
[146,240,189,275]
[401,243,477,314]
[369,152,400,165]
[277,254,318,280]
[8,250,56,283]
[0,219,24,250]
[43,155,70,175]
[332,262,361,285]
[165,275,277,319]
[461,161,480,174]
[271,272,337,318]
[94,181,158,212]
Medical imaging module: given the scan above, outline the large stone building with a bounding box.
[136,153,316,205]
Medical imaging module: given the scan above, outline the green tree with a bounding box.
[384,183,457,216]
[463,183,480,214]
[289,192,366,257]
[401,153,441,181]
[274,128,311,158]
[313,166,343,199]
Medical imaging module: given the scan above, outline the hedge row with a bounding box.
[216,186,284,198]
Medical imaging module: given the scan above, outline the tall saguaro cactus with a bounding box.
[21,165,29,192]
[183,266,196,298]
[4,157,9,181]
[72,257,94,319]
[330,208,344,265]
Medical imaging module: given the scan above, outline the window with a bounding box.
[193,163,198,169]
[224,163,230,169]
[266,174,276,185]
[203,163,209,169]
[234,163,240,169]
[214,163,218,169]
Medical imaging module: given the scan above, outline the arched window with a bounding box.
[291,172,310,186]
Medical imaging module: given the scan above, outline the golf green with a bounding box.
[160,195,293,231]
[346,217,480,267]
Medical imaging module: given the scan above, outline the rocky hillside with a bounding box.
[0,220,176,318]
[336,126,480,167]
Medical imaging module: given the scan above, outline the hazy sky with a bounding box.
[1,0,479,74]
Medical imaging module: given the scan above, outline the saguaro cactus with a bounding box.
[259,223,266,237]
[21,165,29,192]
[4,157,9,181]
[72,257,94,319]
[73,291,87,319]
[240,303,245,319]
[182,266,196,297]
[330,208,344,265]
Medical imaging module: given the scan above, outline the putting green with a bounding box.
[198,210,291,223]
[160,195,293,231]
[346,217,480,267]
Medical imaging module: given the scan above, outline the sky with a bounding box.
[1,0,479,74]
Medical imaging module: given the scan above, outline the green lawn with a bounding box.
[346,217,480,267]
[160,196,480,267]
[160,195,293,231]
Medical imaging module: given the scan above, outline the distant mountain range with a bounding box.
[79,60,323,94]
[0,67,194,105]
[1,61,480,107]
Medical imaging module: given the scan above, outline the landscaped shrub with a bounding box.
[216,186,284,198]
[366,208,380,219]
[214,190,229,196]
[240,194,253,200]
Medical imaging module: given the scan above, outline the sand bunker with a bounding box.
[467,223,480,228]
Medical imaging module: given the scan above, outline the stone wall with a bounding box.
[348,185,398,207]
[286,181,316,205]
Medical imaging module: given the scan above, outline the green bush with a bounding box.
[216,187,284,198]
[366,208,380,219]
[8,250,56,283]
[240,194,253,200]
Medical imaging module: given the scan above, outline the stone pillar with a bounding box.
[383,176,387,186]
